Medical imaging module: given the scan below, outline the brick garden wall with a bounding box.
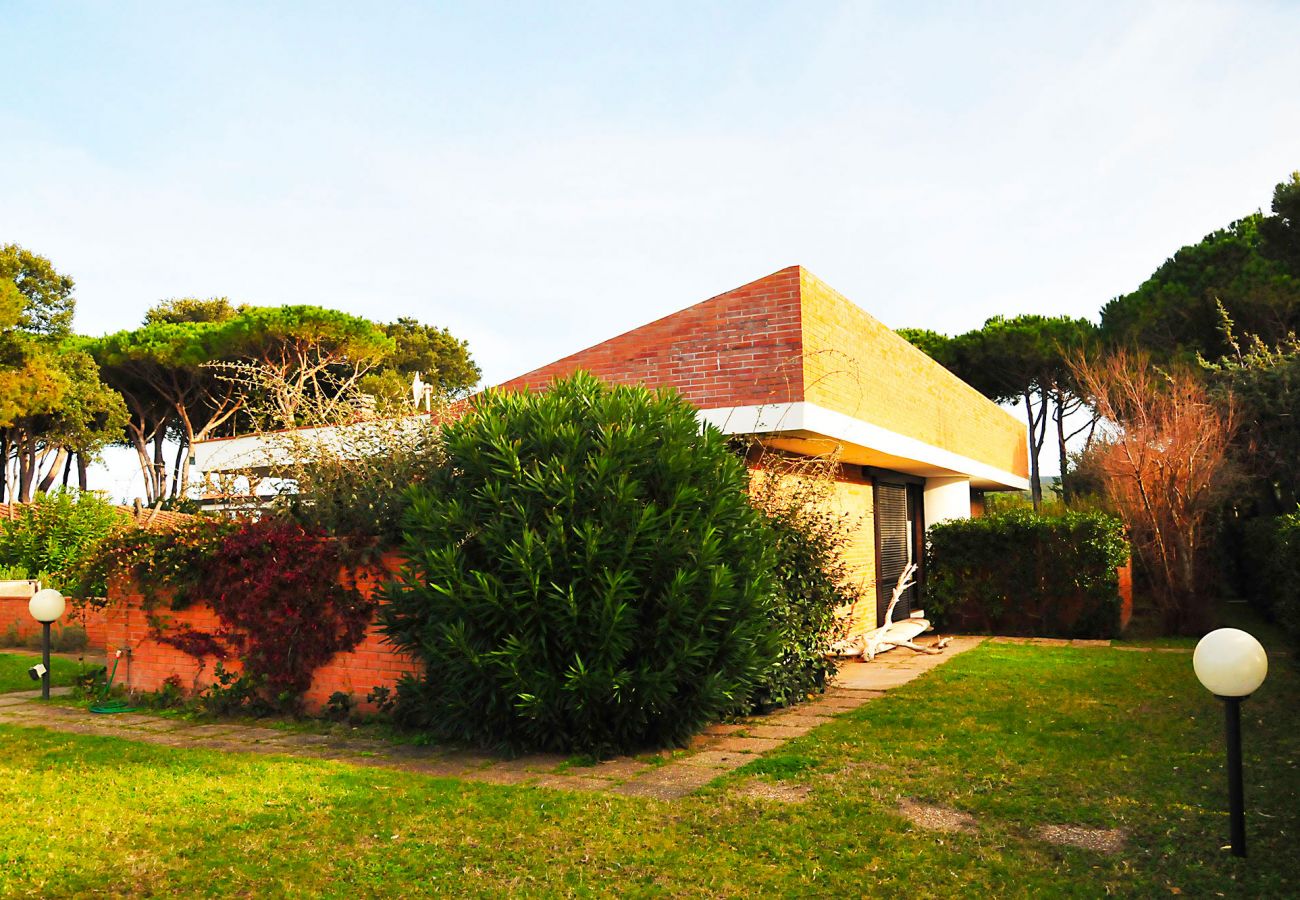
[0,595,106,651]
[103,558,421,713]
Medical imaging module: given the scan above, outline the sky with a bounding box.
[3,1,1299,498]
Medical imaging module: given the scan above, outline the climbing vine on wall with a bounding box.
[89,517,377,711]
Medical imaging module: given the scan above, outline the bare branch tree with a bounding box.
[1070,348,1238,633]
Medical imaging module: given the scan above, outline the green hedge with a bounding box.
[925,509,1129,638]
[1239,513,1300,647]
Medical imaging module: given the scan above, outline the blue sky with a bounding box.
[3,1,1299,496]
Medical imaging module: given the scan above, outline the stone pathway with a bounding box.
[0,638,984,801]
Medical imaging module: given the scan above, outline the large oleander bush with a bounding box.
[925,509,1129,639]
[381,373,780,755]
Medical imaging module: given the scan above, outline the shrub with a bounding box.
[925,509,1129,638]
[746,451,854,710]
[381,373,777,755]
[1239,513,1300,647]
[54,624,87,652]
[277,415,445,545]
[0,490,125,594]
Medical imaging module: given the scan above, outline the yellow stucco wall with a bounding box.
[798,268,1029,480]
[828,467,878,640]
[749,455,879,642]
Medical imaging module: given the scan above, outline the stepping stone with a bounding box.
[263,733,336,747]
[1036,824,1125,855]
[179,724,246,738]
[122,718,190,732]
[701,723,748,736]
[732,778,811,804]
[532,774,614,793]
[898,799,977,834]
[615,763,720,799]
[679,749,752,769]
[710,736,785,754]
[488,753,568,775]
[587,757,652,780]
[745,723,815,740]
[804,697,871,712]
[764,714,832,728]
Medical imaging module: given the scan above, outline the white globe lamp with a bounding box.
[1194,627,1269,858]
[27,587,66,701]
[28,588,66,624]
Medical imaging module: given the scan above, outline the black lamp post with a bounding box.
[1193,628,1269,858]
[27,588,66,701]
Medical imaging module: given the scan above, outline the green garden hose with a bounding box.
[89,653,136,714]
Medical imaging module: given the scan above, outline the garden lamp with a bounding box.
[28,588,66,701]
[1193,628,1268,858]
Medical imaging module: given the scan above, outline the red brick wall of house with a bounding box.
[496,266,806,408]
[102,558,421,714]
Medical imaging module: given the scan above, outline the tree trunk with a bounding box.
[171,440,187,499]
[0,430,8,503]
[17,434,35,502]
[152,431,167,502]
[1054,391,1070,505]
[61,452,74,488]
[77,454,89,491]
[1025,391,1047,511]
[36,447,68,494]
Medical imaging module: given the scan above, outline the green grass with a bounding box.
[0,640,1296,897]
[0,651,81,694]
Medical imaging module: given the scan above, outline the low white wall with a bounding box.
[923,476,971,527]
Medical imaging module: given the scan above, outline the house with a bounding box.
[192,265,1028,637]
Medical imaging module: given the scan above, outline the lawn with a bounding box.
[0,651,82,694]
[0,640,1295,897]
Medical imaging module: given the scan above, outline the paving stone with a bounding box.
[678,749,753,770]
[1036,824,1125,855]
[488,753,568,775]
[3,687,73,700]
[179,723,244,738]
[610,779,690,801]
[732,778,812,804]
[710,736,785,754]
[532,774,615,793]
[764,713,832,728]
[189,738,260,753]
[899,799,978,834]
[385,743,447,760]
[263,733,337,747]
[120,718,190,732]
[0,696,33,707]
[629,763,722,792]
[825,688,886,700]
[745,723,815,740]
[803,697,869,712]
[1069,639,1112,648]
[587,757,653,780]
